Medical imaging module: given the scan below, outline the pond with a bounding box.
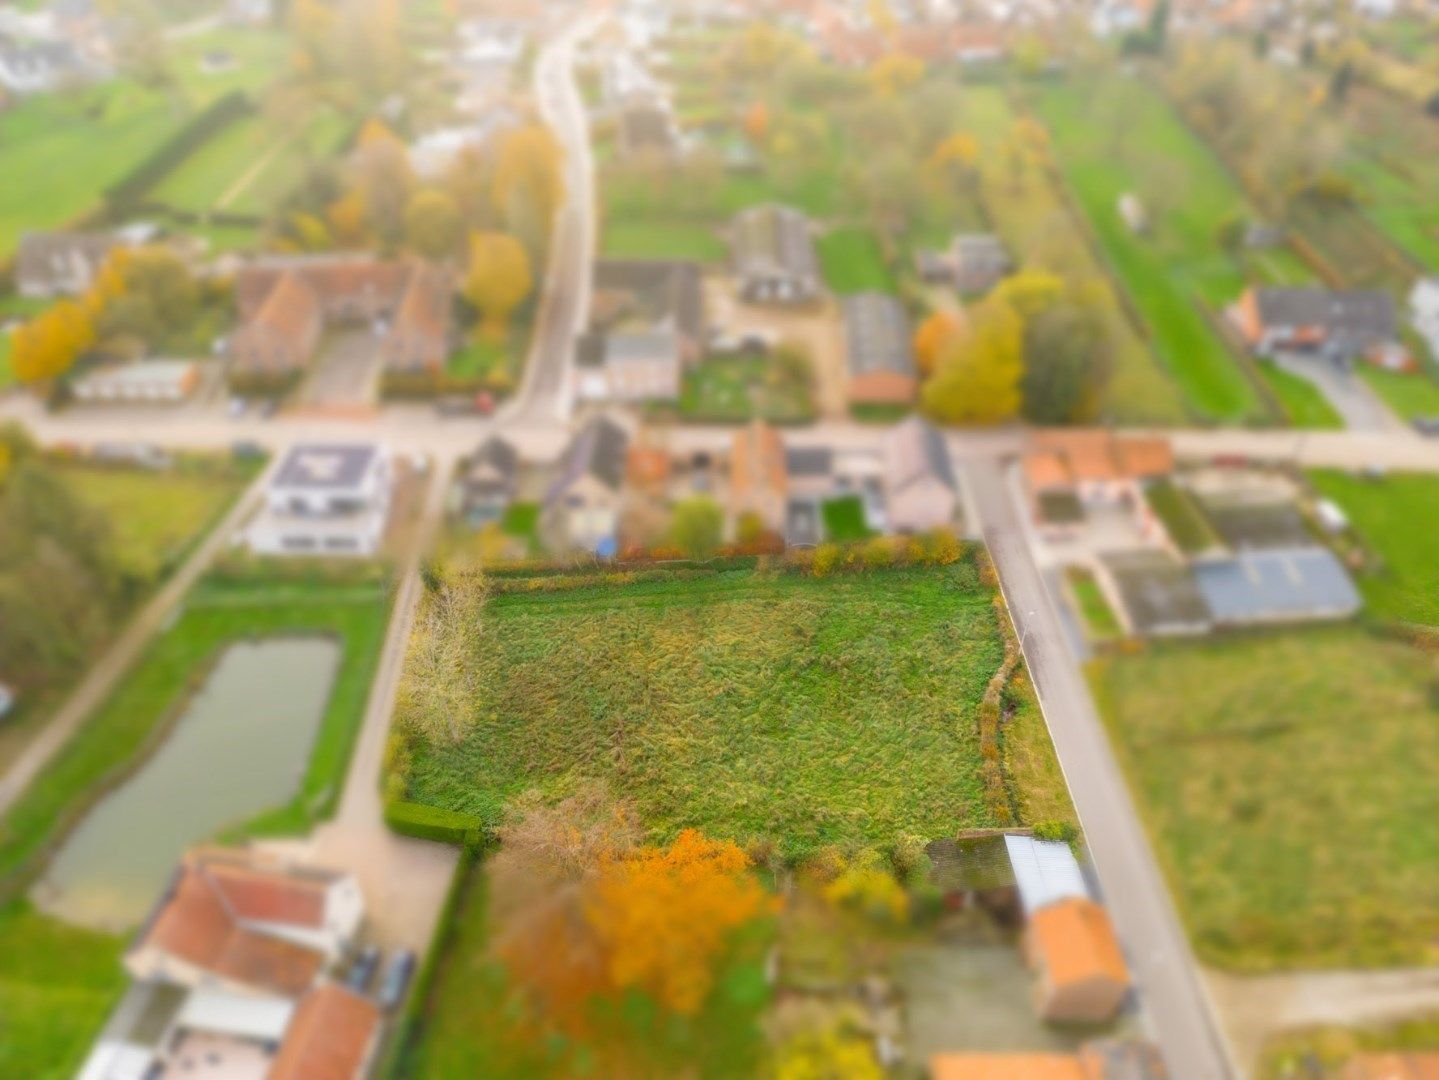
[35,638,340,931]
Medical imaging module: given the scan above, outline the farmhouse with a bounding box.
[575,260,703,403]
[540,415,630,554]
[1024,896,1131,1025]
[1231,286,1399,364]
[842,291,917,406]
[231,257,452,377]
[454,435,519,527]
[246,442,392,557]
[882,415,959,533]
[79,848,375,1080]
[729,419,788,536]
[731,204,821,305]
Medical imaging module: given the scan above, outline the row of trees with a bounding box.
[917,270,1114,425]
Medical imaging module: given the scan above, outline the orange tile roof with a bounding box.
[626,445,671,489]
[1343,1053,1439,1080]
[1023,449,1072,490]
[391,262,452,348]
[1030,897,1130,992]
[1028,431,1173,486]
[269,985,380,1080]
[730,420,787,501]
[1115,436,1174,478]
[252,271,321,342]
[205,861,327,929]
[931,1053,1088,1080]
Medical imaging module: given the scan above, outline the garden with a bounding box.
[675,348,816,424]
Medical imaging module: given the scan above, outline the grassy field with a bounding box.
[0,28,289,260]
[954,85,1187,424]
[0,574,391,889]
[816,227,896,294]
[600,218,729,262]
[0,901,125,1079]
[1357,365,1439,421]
[1257,363,1344,429]
[1031,77,1268,422]
[1093,626,1439,969]
[394,562,1073,857]
[1309,470,1439,627]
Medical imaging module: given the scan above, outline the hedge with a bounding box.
[384,799,488,847]
[105,90,256,212]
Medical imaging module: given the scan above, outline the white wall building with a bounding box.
[246,443,392,557]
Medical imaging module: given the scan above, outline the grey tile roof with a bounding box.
[784,446,834,477]
[731,204,816,280]
[842,292,915,379]
[591,260,702,344]
[1255,287,1396,347]
[885,415,956,492]
[1194,547,1361,625]
[546,416,629,502]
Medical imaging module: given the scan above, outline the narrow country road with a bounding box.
[966,459,1234,1080]
[0,456,279,816]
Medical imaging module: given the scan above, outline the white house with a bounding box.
[246,443,392,557]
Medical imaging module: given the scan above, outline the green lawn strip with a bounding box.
[1308,470,1439,627]
[1092,625,1439,969]
[0,901,126,1079]
[1256,363,1344,429]
[225,110,352,216]
[1144,478,1220,553]
[396,564,1032,859]
[955,84,1186,424]
[1003,667,1079,831]
[1065,567,1122,641]
[149,113,273,211]
[601,217,729,262]
[820,495,875,541]
[816,227,896,295]
[1356,365,1439,421]
[1030,78,1265,422]
[0,578,392,888]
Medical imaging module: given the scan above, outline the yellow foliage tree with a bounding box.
[403,188,462,259]
[586,829,771,1016]
[743,100,770,144]
[463,231,532,338]
[867,52,924,98]
[913,311,963,376]
[11,300,94,384]
[920,296,1023,425]
[492,125,565,259]
[326,190,369,247]
[990,268,1064,319]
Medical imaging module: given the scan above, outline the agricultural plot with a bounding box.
[1093,625,1439,969]
[1031,77,1269,423]
[953,85,1187,424]
[391,562,1074,858]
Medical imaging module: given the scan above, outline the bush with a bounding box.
[1032,820,1078,845]
[384,800,487,847]
[812,543,844,578]
[859,537,896,569]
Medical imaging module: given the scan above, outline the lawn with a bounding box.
[601,218,729,262]
[0,574,392,891]
[0,901,126,1079]
[1092,625,1439,969]
[1031,76,1268,423]
[1308,470,1439,627]
[393,561,1072,858]
[1144,479,1220,553]
[1065,568,1122,642]
[1357,365,1439,421]
[676,353,816,424]
[1257,363,1344,429]
[446,325,532,390]
[953,85,1187,424]
[816,227,896,295]
[820,495,875,541]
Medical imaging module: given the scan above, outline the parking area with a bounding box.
[297,329,385,411]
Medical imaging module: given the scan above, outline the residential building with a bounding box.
[618,99,680,159]
[843,292,917,406]
[246,443,392,557]
[1232,286,1399,364]
[0,35,97,94]
[783,444,836,545]
[951,233,1012,295]
[231,257,452,377]
[80,848,369,1080]
[1341,1053,1439,1080]
[883,416,958,532]
[932,1041,1167,1079]
[729,419,788,536]
[575,260,703,403]
[1024,896,1131,1025]
[1021,431,1174,542]
[1409,278,1439,364]
[71,360,201,405]
[16,229,121,297]
[731,204,821,305]
[455,435,519,527]
[541,416,630,554]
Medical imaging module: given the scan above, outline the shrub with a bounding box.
[1032,820,1078,845]
[859,536,896,569]
[812,543,844,578]
[384,800,487,847]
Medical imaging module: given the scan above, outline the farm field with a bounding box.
[1309,470,1439,627]
[953,84,1187,424]
[392,561,1074,858]
[1092,625,1439,970]
[0,573,391,889]
[0,28,289,261]
[1031,77,1268,422]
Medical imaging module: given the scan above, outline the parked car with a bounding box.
[376,949,417,1010]
[436,391,494,416]
[1412,415,1439,437]
[227,397,247,418]
[258,399,280,419]
[345,945,381,993]
[230,440,265,462]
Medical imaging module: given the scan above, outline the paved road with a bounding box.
[966,460,1234,1080]
[1273,353,1405,434]
[0,456,279,816]
[500,13,600,426]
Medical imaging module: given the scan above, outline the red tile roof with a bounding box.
[269,985,380,1080]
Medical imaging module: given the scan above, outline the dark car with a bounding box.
[376,949,417,1010]
[346,945,381,993]
[1413,415,1439,437]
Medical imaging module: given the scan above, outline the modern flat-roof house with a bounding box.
[71,360,201,405]
[231,257,452,377]
[80,848,374,1080]
[882,416,958,533]
[454,435,519,527]
[1231,286,1399,364]
[246,443,392,557]
[575,260,703,403]
[843,292,917,407]
[731,204,820,305]
[540,416,630,554]
[728,419,788,537]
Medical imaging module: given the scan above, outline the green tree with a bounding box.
[404,188,463,259]
[1021,303,1112,423]
[667,498,724,559]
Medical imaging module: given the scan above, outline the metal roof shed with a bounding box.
[1004,834,1090,918]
